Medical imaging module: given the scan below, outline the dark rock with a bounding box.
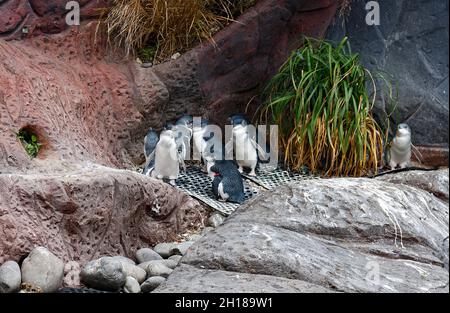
[159,174,449,293]
[327,0,449,146]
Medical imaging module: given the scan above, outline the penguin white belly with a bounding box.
[389,137,411,168]
[218,182,229,201]
[193,129,206,158]
[235,136,258,174]
[153,144,179,179]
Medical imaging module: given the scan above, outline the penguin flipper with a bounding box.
[250,137,268,160]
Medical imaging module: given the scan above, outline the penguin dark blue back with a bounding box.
[143,129,159,175]
[210,160,245,204]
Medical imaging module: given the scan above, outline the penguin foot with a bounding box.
[238,166,244,173]
[249,170,257,177]
[169,180,177,186]
[399,162,409,169]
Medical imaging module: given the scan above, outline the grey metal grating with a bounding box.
[175,164,316,216]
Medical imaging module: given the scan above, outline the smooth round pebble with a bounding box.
[136,248,163,263]
[141,276,166,293]
[208,213,226,228]
[21,246,64,293]
[124,276,141,293]
[80,257,126,291]
[153,243,177,258]
[0,261,21,293]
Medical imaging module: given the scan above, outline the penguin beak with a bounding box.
[213,172,220,177]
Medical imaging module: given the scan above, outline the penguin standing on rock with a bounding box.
[142,129,159,176]
[151,129,184,186]
[386,123,412,170]
[210,160,245,204]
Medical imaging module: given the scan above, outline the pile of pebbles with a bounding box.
[0,212,226,293]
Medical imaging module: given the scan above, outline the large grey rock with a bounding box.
[158,173,449,293]
[377,169,449,202]
[21,247,64,293]
[124,276,141,293]
[153,243,178,259]
[136,248,163,263]
[80,257,126,291]
[0,261,21,293]
[141,276,166,293]
[327,0,449,146]
[154,264,334,293]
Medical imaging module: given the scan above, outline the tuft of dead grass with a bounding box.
[102,0,258,62]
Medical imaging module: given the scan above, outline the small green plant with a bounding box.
[138,45,157,63]
[17,128,42,158]
[257,37,388,177]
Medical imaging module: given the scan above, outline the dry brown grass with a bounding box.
[102,0,257,61]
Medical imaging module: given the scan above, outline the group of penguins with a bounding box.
[141,114,414,204]
[142,115,267,204]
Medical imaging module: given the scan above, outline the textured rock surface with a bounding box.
[156,171,449,293]
[327,0,449,146]
[0,260,21,293]
[0,1,338,265]
[150,0,340,127]
[0,167,206,265]
[0,0,107,40]
[21,246,64,293]
[155,264,334,293]
[377,169,449,202]
[63,261,81,288]
[80,257,126,291]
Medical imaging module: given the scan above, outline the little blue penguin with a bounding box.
[226,114,265,176]
[387,123,412,170]
[193,118,223,172]
[151,129,183,186]
[142,129,159,176]
[210,160,245,204]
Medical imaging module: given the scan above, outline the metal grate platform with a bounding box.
[175,164,316,216]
